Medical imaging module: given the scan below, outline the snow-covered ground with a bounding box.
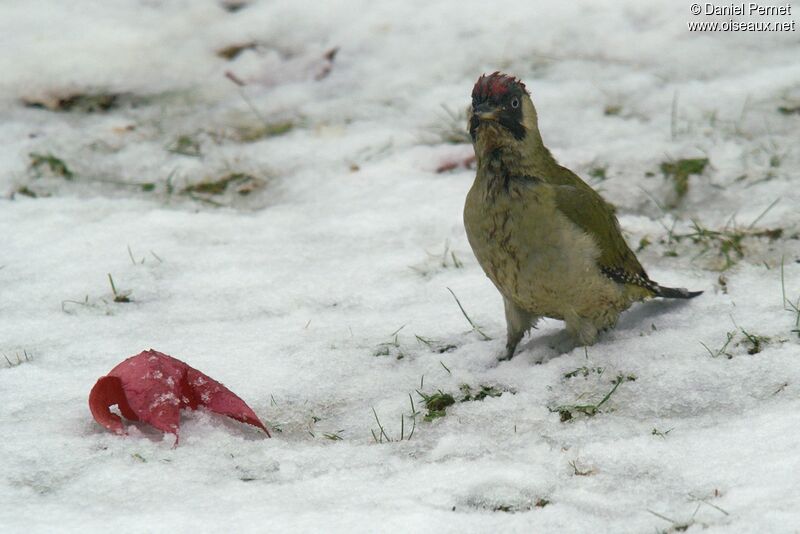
[1,1,799,532]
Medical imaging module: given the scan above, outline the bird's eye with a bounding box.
[510,97,519,109]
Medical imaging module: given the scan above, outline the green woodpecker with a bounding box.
[463,72,701,360]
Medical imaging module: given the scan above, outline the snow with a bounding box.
[1,0,799,532]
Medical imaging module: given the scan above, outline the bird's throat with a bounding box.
[475,140,555,191]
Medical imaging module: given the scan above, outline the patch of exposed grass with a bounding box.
[588,166,607,181]
[462,491,550,514]
[417,390,456,421]
[660,157,708,204]
[738,327,769,355]
[700,323,769,358]
[13,186,40,199]
[717,274,728,294]
[22,91,123,113]
[459,384,505,402]
[491,498,550,513]
[373,325,406,359]
[182,172,266,198]
[233,120,294,143]
[29,152,74,180]
[700,330,735,359]
[553,374,635,422]
[777,104,800,115]
[665,199,783,271]
[412,383,511,423]
[166,135,202,157]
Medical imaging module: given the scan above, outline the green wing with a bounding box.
[550,180,648,283]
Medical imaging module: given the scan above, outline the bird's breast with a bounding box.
[464,178,544,298]
[465,176,619,319]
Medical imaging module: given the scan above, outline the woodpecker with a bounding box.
[463,72,701,360]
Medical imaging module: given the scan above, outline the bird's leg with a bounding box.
[500,297,538,361]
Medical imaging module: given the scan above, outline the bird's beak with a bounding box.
[473,102,498,121]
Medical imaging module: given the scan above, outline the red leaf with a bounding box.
[435,154,476,174]
[89,349,270,442]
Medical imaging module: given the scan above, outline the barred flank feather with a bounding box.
[600,266,658,293]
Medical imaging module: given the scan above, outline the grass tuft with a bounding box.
[478,497,550,514]
[182,172,265,197]
[373,325,406,359]
[417,390,456,421]
[588,166,607,182]
[700,331,735,359]
[553,374,635,421]
[13,185,39,198]
[409,241,464,278]
[652,427,674,439]
[701,318,770,358]
[29,153,74,180]
[414,334,457,354]
[665,199,782,271]
[370,394,419,443]
[107,273,132,303]
[3,350,33,368]
[781,258,800,338]
[447,287,492,340]
[410,383,514,424]
[738,327,768,355]
[459,384,506,402]
[660,157,708,204]
[23,91,124,113]
[166,135,202,157]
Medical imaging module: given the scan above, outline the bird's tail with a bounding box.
[653,284,703,299]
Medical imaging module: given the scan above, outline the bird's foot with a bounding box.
[548,330,579,354]
[497,345,517,362]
